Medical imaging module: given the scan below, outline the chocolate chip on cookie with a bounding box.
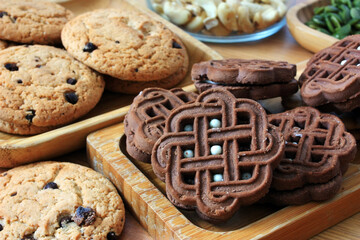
[64,92,79,105]
[25,110,36,123]
[73,206,96,226]
[83,42,97,53]
[43,182,58,190]
[4,63,18,71]
[0,11,8,18]
[66,78,77,85]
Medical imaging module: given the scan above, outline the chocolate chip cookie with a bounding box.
[61,9,188,81]
[0,161,125,239]
[0,0,73,45]
[0,45,105,135]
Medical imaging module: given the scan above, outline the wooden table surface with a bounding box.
[3,0,359,239]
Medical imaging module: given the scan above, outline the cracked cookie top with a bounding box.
[0,45,104,135]
[0,161,125,239]
[0,0,73,45]
[61,9,188,81]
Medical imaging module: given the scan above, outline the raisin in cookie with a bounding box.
[61,9,188,81]
[0,161,125,239]
[0,0,73,45]
[0,45,105,135]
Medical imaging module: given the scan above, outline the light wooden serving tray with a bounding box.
[0,0,222,168]
[287,0,338,53]
[87,61,360,239]
[87,118,360,240]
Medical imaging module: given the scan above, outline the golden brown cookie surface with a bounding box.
[0,45,104,135]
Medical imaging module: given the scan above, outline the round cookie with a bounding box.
[0,45,105,135]
[152,88,285,221]
[0,161,125,239]
[104,51,189,94]
[61,9,188,81]
[0,0,73,45]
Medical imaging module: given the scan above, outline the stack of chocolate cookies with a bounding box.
[192,59,298,100]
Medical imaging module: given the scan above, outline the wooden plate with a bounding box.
[0,0,222,168]
[86,110,360,240]
[287,0,337,53]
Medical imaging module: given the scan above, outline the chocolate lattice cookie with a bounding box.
[266,107,357,205]
[125,88,197,163]
[300,35,360,112]
[152,89,285,221]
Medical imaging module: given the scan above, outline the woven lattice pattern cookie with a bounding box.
[125,88,197,162]
[152,89,285,221]
[266,107,357,205]
[300,35,360,112]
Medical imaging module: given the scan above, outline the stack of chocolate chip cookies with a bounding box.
[61,9,189,94]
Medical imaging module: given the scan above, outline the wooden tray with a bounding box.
[287,0,337,53]
[0,0,222,168]
[87,62,360,239]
